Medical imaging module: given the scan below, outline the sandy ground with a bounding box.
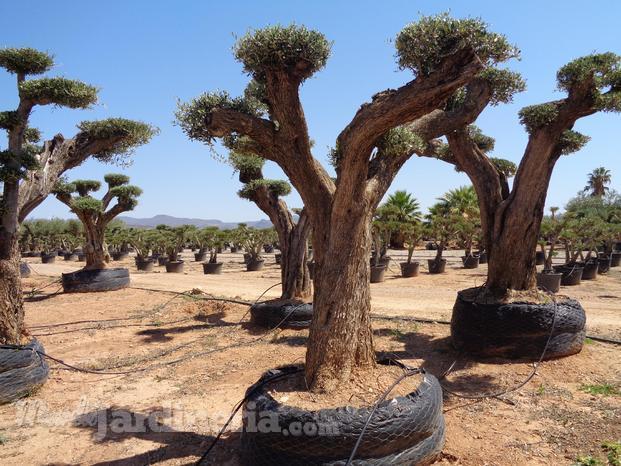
[0,248,619,465]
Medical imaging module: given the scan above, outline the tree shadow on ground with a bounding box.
[374,328,506,397]
[67,406,239,465]
[136,311,237,343]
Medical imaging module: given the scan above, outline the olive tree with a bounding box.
[231,150,311,300]
[53,174,141,270]
[415,53,621,295]
[0,47,155,345]
[177,16,517,391]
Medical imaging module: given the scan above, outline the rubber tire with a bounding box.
[62,268,130,293]
[20,262,31,278]
[250,301,313,329]
[0,339,49,404]
[241,364,445,465]
[451,289,586,360]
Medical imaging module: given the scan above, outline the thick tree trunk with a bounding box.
[305,211,376,392]
[83,223,108,270]
[281,223,311,300]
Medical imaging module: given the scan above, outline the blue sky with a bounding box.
[2,0,620,222]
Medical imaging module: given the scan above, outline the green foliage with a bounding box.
[518,102,560,133]
[489,157,517,177]
[557,53,621,96]
[104,173,130,187]
[51,180,76,196]
[0,111,18,130]
[603,441,621,466]
[376,127,426,158]
[0,48,54,76]
[109,185,142,208]
[239,179,291,200]
[395,13,519,77]
[19,77,98,109]
[23,127,41,144]
[175,91,262,144]
[20,218,83,252]
[77,118,157,162]
[0,149,39,182]
[234,24,331,82]
[579,383,620,396]
[584,167,612,196]
[557,130,591,155]
[71,196,103,214]
[73,179,101,196]
[477,67,526,105]
[229,151,264,180]
[468,125,495,152]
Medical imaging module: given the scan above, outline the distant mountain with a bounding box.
[117,214,272,230]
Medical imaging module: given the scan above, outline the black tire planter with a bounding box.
[20,262,31,278]
[246,260,264,272]
[203,262,223,275]
[427,258,446,274]
[461,255,480,269]
[535,251,545,266]
[597,256,611,275]
[194,252,207,262]
[0,339,49,404]
[451,289,586,360]
[136,259,154,272]
[41,254,56,264]
[157,256,169,266]
[581,261,598,280]
[240,363,445,466]
[536,272,562,293]
[370,265,386,283]
[62,268,130,293]
[250,300,313,329]
[611,252,621,267]
[165,261,184,273]
[554,265,583,286]
[63,253,78,261]
[400,261,420,278]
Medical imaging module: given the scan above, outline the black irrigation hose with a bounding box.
[237,282,282,325]
[129,286,254,307]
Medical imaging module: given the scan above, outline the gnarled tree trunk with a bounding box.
[0,218,23,345]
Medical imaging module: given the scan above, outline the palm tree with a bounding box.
[437,186,479,219]
[550,206,559,220]
[584,167,612,197]
[380,190,421,248]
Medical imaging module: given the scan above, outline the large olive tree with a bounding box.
[415,53,621,295]
[177,16,518,391]
[230,150,311,300]
[0,48,156,345]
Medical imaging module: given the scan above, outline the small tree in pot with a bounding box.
[128,228,156,271]
[536,215,563,292]
[53,174,141,292]
[425,197,460,274]
[399,221,423,277]
[158,226,186,273]
[202,228,227,274]
[242,228,270,271]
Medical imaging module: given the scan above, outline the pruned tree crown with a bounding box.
[234,24,332,82]
[395,13,519,77]
[19,77,98,109]
[0,48,54,76]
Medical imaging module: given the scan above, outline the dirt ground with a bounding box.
[1,248,619,465]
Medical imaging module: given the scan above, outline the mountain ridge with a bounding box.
[117,214,272,229]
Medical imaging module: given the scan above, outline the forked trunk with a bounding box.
[305,213,376,392]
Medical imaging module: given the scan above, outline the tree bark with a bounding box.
[0,222,23,345]
[83,221,109,270]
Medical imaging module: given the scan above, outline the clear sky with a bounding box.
[2,0,620,222]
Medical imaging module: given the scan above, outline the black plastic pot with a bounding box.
[157,256,169,266]
[400,261,419,278]
[370,265,386,283]
[194,252,207,262]
[581,260,598,280]
[477,251,488,264]
[427,258,446,274]
[243,253,252,264]
[203,262,223,274]
[20,262,31,278]
[136,259,154,272]
[611,252,621,267]
[230,246,238,253]
[451,289,586,360]
[597,256,611,274]
[165,261,184,273]
[246,259,264,272]
[77,253,86,262]
[554,264,583,286]
[62,268,130,293]
[462,255,480,269]
[535,251,545,266]
[41,254,56,264]
[263,244,274,253]
[63,253,78,261]
[536,271,562,293]
[370,255,391,267]
[111,251,128,261]
[57,250,65,257]
[274,253,282,265]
